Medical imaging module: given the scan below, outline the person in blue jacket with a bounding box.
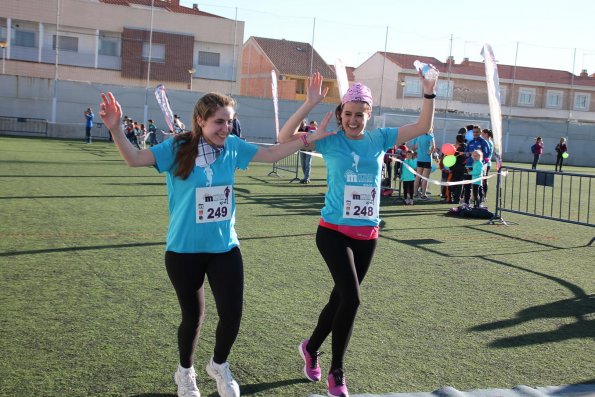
[463,126,490,205]
[98,73,333,397]
[278,70,438,397]
[84,107,94,144]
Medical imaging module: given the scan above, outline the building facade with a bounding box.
[0,0,244,94]
[241,36,338,104]
[355,52,595,123]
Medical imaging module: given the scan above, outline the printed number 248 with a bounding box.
[353,206,373,216]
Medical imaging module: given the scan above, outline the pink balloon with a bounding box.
[441,143,456,156]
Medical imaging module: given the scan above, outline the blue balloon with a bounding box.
[465,130,473,142]
[431,162,436,173]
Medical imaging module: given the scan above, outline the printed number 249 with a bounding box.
[207,206,228,219]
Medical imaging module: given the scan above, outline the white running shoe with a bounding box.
[206,356,240,397]
[174,365,201,397]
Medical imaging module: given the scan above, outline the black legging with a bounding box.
[449,170,465,204]
[307,226,377,370]
[165,248,244,367]
[555,154,564,171]
[482,165,490,198]
[403,180,414,199]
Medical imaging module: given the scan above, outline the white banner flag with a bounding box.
[335,58,349,99]
[271,70,279,141]
[154,84,175,132]
[481,43,503,169]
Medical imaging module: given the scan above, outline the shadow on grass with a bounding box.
[130,378,309,397]
[0,241,165,257]
[469,257,594,347]
[1,233,319,257]
[236,192,325,216]
[381,225,595,347]
[131,394,174,397]
[236,377,308,396]
[105,182,165,186]
[470,294,595,347]
[0,174,163,178]
[0,194,166,200]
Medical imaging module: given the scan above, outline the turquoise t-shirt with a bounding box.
[315,128,398,226]
[471,160,484,185]
[150,135,258,253]
[400,158,417,182]
[412,133,434,162]
[486,139,494,167]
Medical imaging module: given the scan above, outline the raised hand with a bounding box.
[308,112,336,143]
[306,72,329,105]
[420,65,439,94]
[99,92,123,133]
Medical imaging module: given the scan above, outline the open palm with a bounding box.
[307,72,329,104]
[99,92,123,132]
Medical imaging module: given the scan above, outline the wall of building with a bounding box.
[0,75,593,167]
[1,0,244,92]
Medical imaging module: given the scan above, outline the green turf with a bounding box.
[1,136,593,396]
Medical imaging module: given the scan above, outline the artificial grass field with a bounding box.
[1,136,593,396]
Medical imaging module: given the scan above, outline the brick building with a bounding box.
[356,52,595,122]
[0,0,244,93]
[241,36,339,103]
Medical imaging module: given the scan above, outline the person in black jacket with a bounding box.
[449,134,467,204]
[555,137,568,172]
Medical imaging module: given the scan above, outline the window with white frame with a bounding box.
[573,93,590,111]
[546,90,563,109]
[13,29,36,47]
[142,42,165,61]
[436,80,453,99]
[53,35,78,52]
[198,51,220,67]
[404,76,421,96]
[518,87,535,106]
[499,86,507,105]
[99,36,120,56]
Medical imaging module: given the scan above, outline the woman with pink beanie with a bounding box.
[278,68,439,396]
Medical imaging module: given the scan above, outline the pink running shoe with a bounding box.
[298,339,322,382]
[327,368,349,397]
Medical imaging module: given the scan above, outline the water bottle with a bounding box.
[413,60,439,80]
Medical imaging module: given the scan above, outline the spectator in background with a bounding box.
[300,120,318,184]
[173,114,185,133]
[410,129,435,200]
[84,107,94,144]
[470,149,485,208]
[531,136,544,170]
[401,150,416,205]
[555,137,568,172]
[394,142,408,179]
[464,124,474,143]
[231,114,242,138]
[449,134,467,204]
[481,128,494,201]
[147,119,159,146]
[383,143,397,187]
[298,119,312,184]
[463,126,490,205]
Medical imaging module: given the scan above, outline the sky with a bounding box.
[180,0,595,74]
